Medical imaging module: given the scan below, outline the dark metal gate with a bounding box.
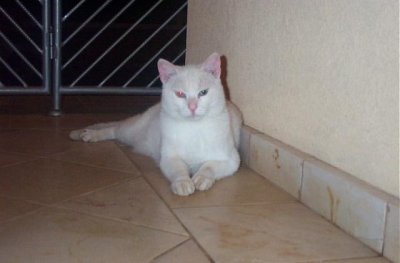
[0,0,187,115]
[0,0,51,95]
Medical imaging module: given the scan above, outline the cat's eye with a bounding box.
[175,91,186,98]
[198,89,209,97]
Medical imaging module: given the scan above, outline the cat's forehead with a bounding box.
[173,66,213,89]
[179,65,203,79]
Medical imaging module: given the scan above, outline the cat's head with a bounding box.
[158,53,226,120]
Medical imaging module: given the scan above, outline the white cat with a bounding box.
[70,53,243,196]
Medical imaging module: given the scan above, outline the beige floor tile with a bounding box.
[6,114,101,130]
[0,130,79,156]
[123,148,160,173]
[50,141,141,174]
[1,113,391,263]
[0,158,135,204]
[0,207,188,263]
[94,113,132,123]
[0,196,42,223]
[0,151,38,167]
[0,115,10,130]
[321,256,391,262]
[126,152,295,208]
[57,178,187,235]
[174,203,376,263]
[152,240,211,263]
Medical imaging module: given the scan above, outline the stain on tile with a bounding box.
[327,186,341,223]
[302,160,386,252]
[199,216,263,249]
[249,133,304,198]
[273,148,281,169]
[219,222,266,249]
[174,203,376,262]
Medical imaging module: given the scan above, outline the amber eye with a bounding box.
[175,91,186,98]
[198,89,209,97]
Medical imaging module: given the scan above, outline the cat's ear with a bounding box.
[158,59,178,84]
[201,52,221,79]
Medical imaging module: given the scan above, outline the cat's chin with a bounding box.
[185,114,204,121]
[180,112,206,121]
[175,109,206,120]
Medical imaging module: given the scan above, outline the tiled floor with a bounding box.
[0,114,391,263]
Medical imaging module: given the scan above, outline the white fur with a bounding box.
[70,53,243,196]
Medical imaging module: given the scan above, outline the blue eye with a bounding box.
[198,89,209,97]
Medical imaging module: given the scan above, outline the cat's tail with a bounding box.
[69,121,121,141]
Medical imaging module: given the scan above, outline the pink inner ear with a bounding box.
[158,59,177,84]
[202,52,221,78]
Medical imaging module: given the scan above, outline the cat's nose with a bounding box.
[188,99,198,114]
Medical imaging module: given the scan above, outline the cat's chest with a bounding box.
[175,124,220,148]
[161,116,231,160]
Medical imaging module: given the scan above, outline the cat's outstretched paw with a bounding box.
[171,178,195,196]
[80,129,99,142]
[192,174,215,191]
[69,129,84,141]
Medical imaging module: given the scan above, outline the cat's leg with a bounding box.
[160,156,195,196]
[86,121,121,130]
[79,127,116,142]
[69,121,121,142]
[192,158,240,191]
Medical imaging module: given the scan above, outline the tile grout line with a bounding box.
[119,147,216,263]
[45,155,141,176]
[0,174,138,210]
[1,162,190,237]
[44,204,190,238]
[298,159,306,201]
[0,156,42,169]
[149,239,192,262]
[45,176,141,206]
[0,205,49,225]
[0,141,142,175]
[169,199,301,210]
[380,202,389,256]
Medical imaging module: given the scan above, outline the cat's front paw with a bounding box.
[192,173,215,191]
[80,129,98,142]
[171,178,195,196]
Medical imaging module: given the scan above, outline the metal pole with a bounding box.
[42,0,50,93]
[49,0,62,116]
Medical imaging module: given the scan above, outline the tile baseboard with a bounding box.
[239,125,399,263]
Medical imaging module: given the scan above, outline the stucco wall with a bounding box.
[186,0,399,197]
